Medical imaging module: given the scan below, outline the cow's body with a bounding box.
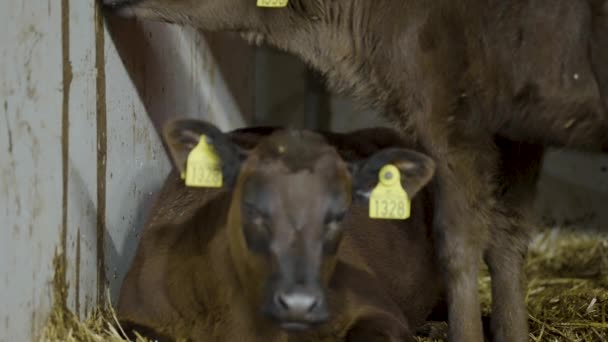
[118,125,442,342]
[104,1,608,340]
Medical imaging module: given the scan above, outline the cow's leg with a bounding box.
[590,0,608,112]
[432,168,486,341]
[483,139,543,342]
[483,214,529,342]
[415,125,498,342]
[410,10,502,339]
[430,148,490,341]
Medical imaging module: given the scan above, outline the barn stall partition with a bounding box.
[0,2,254,341]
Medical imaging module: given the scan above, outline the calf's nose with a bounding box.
[275,292,319,315]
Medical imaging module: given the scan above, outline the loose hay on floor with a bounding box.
[520,228,608,342]
[41,228,607,342]
[419,228,608,342]
[39,291,152,342]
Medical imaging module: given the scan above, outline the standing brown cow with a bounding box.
[118,119,442,341]
[103,1,608,341]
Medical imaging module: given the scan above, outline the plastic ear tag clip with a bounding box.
[257,0,289,8]
[181,135,223,188]
[369,164,411,220]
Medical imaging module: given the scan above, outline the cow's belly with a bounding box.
[494,91,607,150]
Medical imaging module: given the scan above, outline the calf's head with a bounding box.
[163,119,435,331]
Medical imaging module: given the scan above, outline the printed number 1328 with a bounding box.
[373,199,406,218]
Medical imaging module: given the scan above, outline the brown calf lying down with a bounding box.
[118,119,442,341]
[102,2,608,340]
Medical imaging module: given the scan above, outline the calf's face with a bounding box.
[237,138,351,331]
[163,119,436,331]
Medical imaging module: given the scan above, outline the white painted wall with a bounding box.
[1,2,64,340]
[0,2,249,341]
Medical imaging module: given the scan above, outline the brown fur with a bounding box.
[103,1,608,340]
[118,125,442,341]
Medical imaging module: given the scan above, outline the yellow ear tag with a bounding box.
[369,164,411,220]
[182,135,223,188]
[257,0,288,8]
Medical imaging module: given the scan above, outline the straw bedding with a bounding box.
[40,228,608,342]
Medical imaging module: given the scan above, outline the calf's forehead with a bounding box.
[249,163,347,203]
[278,170,337,208]
[242,157,350,213]
[274,172,331,231]
[239,130,352,212]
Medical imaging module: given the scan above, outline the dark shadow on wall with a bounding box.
[100,14,255,303]
[66,159,111,313]
[105,167,163,305]
[304,67,333,131]
[102,14,255,137]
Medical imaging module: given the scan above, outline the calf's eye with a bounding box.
[252,216,271,237]
[324,210,346,225]
[243,202,272,237]
[323,219,344,255]
[324,217,344,242]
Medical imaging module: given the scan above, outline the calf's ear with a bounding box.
[349,148,436,202]
[162,118,246,187]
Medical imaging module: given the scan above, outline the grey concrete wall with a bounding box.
[254,47,389,132]
[535,149,608,230]
[0,2,253,341]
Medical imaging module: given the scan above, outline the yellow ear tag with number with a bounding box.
[257,0,288,8]
[369,164,411,220]
[181,135,223,188]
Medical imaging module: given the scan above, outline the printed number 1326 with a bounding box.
[192,165,221,183]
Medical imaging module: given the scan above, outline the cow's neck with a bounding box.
[236,1,398,109]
